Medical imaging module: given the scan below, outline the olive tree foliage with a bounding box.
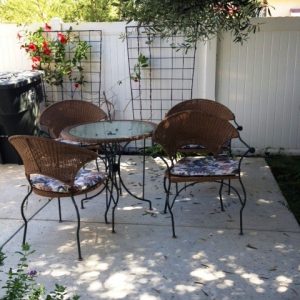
[116,0,270,47]
[0,0,120,23]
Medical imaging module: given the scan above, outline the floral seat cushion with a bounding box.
[170,156,239,177]
[180,144,205,150]
[30,168,106,193]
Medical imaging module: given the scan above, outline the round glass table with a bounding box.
[61,120,156,144]
[61,120,157,233]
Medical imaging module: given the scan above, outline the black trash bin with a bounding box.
[0,71,44,164]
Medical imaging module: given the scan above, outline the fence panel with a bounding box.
[2,18,299,153]
[216,17,300,154]
[0,21,214,121]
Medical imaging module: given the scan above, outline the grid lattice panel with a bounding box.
[43,30,102,106]
[126,26,196,122]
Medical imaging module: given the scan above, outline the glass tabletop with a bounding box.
[61,120,157,143]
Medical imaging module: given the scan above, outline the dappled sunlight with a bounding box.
[88,280,103,292]
[140,293,160,300]
[57,240,77,255]
[1,156,300,299]
[121,205,144,211]
[50,268,72,277]
[216,279,234,289]
[77,254,109,272]
[274,243,296,254]
[275,275,293,293]
[103,271,135,298]
[58,224,75,231]
[257,198,273,204]
[191,266,226,282]
[175,284,197,293]
[241,272,264,285]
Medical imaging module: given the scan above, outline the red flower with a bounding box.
[74,83,80,88]
[45,23,51,31]
[57,32,68,44]
[31,56,41,70]
[28,43,37,52]
[42,41,51,55]
[32,56,41,63]
[43,48,51,55]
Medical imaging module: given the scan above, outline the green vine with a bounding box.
[130,53,149,82]
[19,23,91,88]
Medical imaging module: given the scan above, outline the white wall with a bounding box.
[268,0,300,16]
[216,17,300,154]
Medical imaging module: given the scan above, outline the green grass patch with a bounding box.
[265,155,300,224]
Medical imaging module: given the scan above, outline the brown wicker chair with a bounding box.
[165,98,242,153]
[166,98,242,129]
[39,100,107,139]
[153,110,254,238]
[39,100,108,208]
[166,99,243,197]
[9,135,107,260]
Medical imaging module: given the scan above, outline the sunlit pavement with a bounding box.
[0,156,299,299]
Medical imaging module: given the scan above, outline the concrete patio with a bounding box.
[0,156,299,299]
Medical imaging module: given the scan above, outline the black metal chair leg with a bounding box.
[219,180,225,211]
[71,196,82,261]
[81,193,87,209]
[21,187,33,245]
[106,177,119,234]
[168,203,176,239]
[58,197,62,222]
[165,181,176,238]
[227,179,231,195]
[238,177,247,235]
[163,177,169,213]
[220,181,246,235]
[104,182,111,224]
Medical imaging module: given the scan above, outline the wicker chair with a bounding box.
[166,98,242,129]
[39,100,108,208]
[153,110,254,238]
[39,100,107,141]
[9,135,107,260]
[165,98,242,153]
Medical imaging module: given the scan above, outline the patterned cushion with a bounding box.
[181,144,205,150]
[170,156,239,177]
[30,168,106,193]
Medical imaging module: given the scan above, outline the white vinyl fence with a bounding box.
[0,20,214,119]
[217,17,300,154]
[0,18,299,154]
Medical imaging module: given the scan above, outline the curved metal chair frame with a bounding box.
[9,135,107,260]
[153,111,254,238]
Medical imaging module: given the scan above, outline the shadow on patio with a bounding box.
[0,156,299,300]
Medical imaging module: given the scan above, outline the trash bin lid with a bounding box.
[0,70,42,90]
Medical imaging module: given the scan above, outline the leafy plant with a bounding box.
[130,53,149,82]
[117,0,272,48]
[19,23,91,87]
[0,243,79,300]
